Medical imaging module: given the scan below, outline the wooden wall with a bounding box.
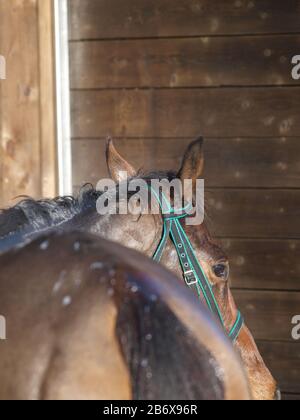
[68,0,300,399]
[0,0,57,208]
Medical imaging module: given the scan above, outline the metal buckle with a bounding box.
[184,270,197,286]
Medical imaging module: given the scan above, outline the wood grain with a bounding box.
[257,341,300,393]
[71,88,300,138]
[282,393,300,400]
[71,137,300,188]
[233,290,300,341]
[70,35,300,89]
[207,189,300,239]
[69,0,300,40]
[0,0,41,207]
[38,0,58,198]
[221,238,300,291]
[0,0,58,207]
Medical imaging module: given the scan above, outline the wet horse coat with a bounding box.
[0,232,250,400]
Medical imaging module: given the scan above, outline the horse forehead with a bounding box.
[190,224,227,261]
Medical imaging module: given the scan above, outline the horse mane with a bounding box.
[0,184,101,253]
[0,184,101,249]
[0,172,178,239]
[0,169,209,254]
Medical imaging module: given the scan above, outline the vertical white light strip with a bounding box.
[54,0,72,196]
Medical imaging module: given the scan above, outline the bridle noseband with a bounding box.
[151,189,244,342]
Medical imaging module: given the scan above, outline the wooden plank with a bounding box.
[0,0,41,207]
[38,0,58,198]
[208,189,300,239]
[0,1,58,207]
[221,239,300,291]
[0,49,3,204]
[233,290,300,341]
[257,341,300,394]
[71,137,300,188]
[70,35,300,89]
[71,88,300,138]
[282,393,300,400]
[68,0,300,40]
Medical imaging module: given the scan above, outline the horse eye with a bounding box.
[213,263,229,279]
[131,197,141,207]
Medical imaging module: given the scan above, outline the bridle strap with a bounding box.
[229,311,244,341]
[151,189,243,342]
[169,217,224,326]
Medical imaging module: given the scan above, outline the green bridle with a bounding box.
[151,188,244,342]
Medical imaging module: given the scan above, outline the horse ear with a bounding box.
[178,137,204,183]
[106,138,137,182]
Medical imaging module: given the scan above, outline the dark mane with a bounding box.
[0,185,101,249]
[0,171,177,253]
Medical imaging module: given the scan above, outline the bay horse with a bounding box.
[0,138,277,399]
[0,232,251,400]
